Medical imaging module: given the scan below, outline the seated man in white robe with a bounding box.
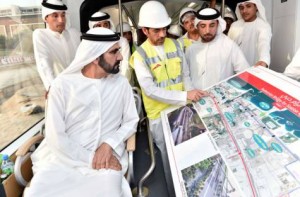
[24,27,139,197]
[185,8,250,90]
[89,11,133,85]
[284,48,300,81]
[33,0,81,90]
[228,0,272,67]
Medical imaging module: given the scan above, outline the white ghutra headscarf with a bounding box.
[41,0,67,21]
[88,11,116,32]
[235,0,267,22]
[61,27,120,75]
[194,8,227,34]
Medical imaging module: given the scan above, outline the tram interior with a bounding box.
[0,0,300,196]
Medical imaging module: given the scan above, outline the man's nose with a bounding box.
[58,16,65,23]
[159,30,166,38]
[204,26,210,33]
[117,52,123,61]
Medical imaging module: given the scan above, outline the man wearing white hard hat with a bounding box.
[33,0,81,90]
[223,12,236,35]
[116,22,136,54]
[25,27,139,197]
[185,8,249,90]
[228,0,272,67]
[89,11,132,84]
[178,7,200,52]
[130,1,206,196]
[167,24,182,39]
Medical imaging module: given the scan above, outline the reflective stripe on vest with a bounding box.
[131,38,184,119]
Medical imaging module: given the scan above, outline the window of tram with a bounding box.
[0,1,45,150]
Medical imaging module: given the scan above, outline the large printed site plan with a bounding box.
[162,67,300,197]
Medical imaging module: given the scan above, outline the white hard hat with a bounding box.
[224,12,236,21]
[138,1,171,28]
[168,24,182,37]
[116,22,131,33]
[179,7,195,26]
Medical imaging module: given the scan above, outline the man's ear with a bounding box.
[142,27,148,36]
[92,58,99,65]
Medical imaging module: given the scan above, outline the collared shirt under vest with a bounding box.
[130,38,184,119]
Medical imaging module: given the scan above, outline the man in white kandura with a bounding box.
[185,8,250,90]
[284,48,300,81]
[89,11,132,84]
[228,0,272,67]
[25,27,139,197]
[33,0,81,90]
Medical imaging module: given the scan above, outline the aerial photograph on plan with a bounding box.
[167,103,206,146]
[182,154,238,197]
[194,71,300,197]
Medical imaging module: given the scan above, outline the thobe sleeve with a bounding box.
[257,24,272,65]
[184,46,197,91]
[284,48,300,81]
[45,84,94,166]
[32,30,55,90]
[104,82,139,157]
[180,48,194,91]
[231,41,250,73]
[133,57,187,105]
[120,38,133,83]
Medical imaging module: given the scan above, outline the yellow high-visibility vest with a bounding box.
[130,38,183,119]
[177,37,193,53]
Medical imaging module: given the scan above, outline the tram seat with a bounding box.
[12,88,143,195]
[13,133,136,189]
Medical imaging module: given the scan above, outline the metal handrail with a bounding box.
[118,0,123,36]
[137,117,156,197]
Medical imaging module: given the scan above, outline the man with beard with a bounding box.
[130,1,206,196]
[185,8,249,90]
[89,11,132,85]
[228,0,272,67]
[178,7,200,52]
[33,0,81,90]
[25,27,139,197]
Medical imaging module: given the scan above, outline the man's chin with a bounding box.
[111,66,120,74]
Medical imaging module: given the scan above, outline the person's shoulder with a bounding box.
[185,41,201,55]
[65,28,81,36]
[110,74,131,87]
[255,18,272,31]
[222,34,235,43]
[66,27,80,33]
[230,20,243,27]
[33,29,48,37]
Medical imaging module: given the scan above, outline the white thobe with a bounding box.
[25,73,139,197]
[284,48,300,81]
[228,17,272,66]
[185,33,250,90]
[119,37,133,84]
[33,28,81,90]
